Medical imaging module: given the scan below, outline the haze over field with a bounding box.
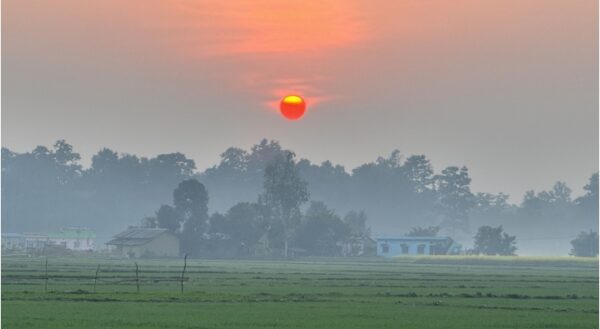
[3,0,598,201]
[2,2,599,328]
[2,139,597,256]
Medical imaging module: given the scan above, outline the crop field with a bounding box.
[2,256,598,328]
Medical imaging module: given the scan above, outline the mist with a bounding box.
[2,138,596,256]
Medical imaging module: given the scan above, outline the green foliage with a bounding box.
[570,230,599,257]
[343,210,370,237]
[173,179,209,256]
[209,202,267,256]
[2,139,598,257]
[434,166,475,233]
[576,173,599,220]
[261,151,309,256]
[156,205,179,233]
[473,225,517,256]
[294,202,350,256]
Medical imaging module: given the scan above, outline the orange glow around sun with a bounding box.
[280,95,306,120]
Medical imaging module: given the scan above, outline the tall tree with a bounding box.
[295,201,349,256]
[174,179,209,256]
[156,205,179,233]
[403,155,434,193]
[473,225,517,256]
[576,173,599,222]
[343,211,370,238]
[261,151,309,257]
[214,202,266,256]
[434,166,475,233]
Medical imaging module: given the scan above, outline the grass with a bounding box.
[2,256,598,328]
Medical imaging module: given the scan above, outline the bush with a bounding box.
[570,230,598,257]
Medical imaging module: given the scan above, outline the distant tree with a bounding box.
[520,190,544,216]
[474,192,510,213]
[218,147,249,172]
[570,230,598,257]
[200,140,286,213]
[402,155,434,193]
[576,173,599,221]
[343,210,370,237]
[214,202,266,256]
[537,181,572,205]
[156,205,179,233]
[147,153,196,194]
[174,179,209,256]
[434,166,475,233]
[1,141,84,233]
[261,151,309,257]
[140,216,157,228]
[248,139,285,175]
[294,201,349,256]
[407,226,440,237]
[52,140,82,182]
[473,225,517,256]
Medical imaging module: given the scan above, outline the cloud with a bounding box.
[177,0,368,57]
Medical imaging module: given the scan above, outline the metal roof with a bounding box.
[106,228,172,246]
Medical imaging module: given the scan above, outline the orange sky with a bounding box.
[3,0,598,200]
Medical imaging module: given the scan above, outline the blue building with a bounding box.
[376,236,461,257]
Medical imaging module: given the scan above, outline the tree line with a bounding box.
[2,139,597,256]
[141,152,371,257]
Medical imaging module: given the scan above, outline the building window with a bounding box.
[417,244,426,254]
[381,243,389,253]
[74,241,81,249]
[401,244,409,254]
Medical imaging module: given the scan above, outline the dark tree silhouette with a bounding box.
[576,173,599,222]
[435,166,475,233]
[156,205,179,233]
[174,179,209,256]
[570,230,598,257]
[294,201,349,256]
[473,225,517,256]
[261,151,309,257]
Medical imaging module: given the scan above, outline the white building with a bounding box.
[23,228,96,251]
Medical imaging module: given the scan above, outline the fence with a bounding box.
[2,255,193,294]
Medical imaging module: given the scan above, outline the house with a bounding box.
[106,227,179,258]
[2,233,25,251]
[23,232,51,251]
[376,236,461,257]
[48,228,95,251]
[22,228,96,252]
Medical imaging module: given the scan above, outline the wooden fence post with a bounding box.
[181,254,187,294]
[44,258,48,292]
[94,265,100,293]
[135,262,140,293]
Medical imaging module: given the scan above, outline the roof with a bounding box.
[23,233,50,239]
[376,236,452,242]
[106,228,173,246]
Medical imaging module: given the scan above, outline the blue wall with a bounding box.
[376,239,431,257]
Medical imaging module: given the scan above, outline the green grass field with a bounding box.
[2,256,598,328]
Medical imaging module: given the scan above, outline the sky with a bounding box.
[2,0,598,201]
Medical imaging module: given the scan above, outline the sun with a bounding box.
[280,95,306,120]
